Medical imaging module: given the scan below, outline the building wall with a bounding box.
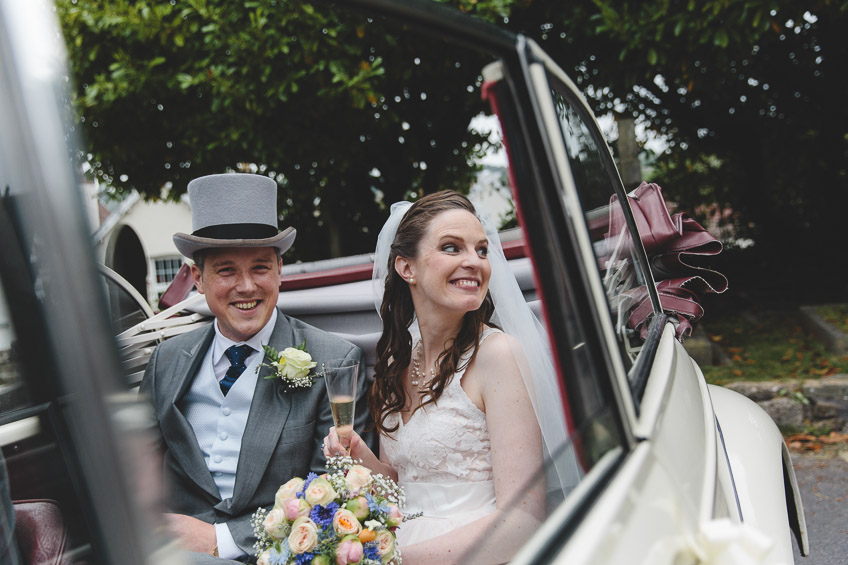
[120,199,192,258]
[95,198,193,307]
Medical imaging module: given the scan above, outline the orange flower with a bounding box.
[333,508,362,536]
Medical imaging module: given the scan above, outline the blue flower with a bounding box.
[363,542,380,561]
[365,493,389,515]
[294,551,315,564]
[298,472,319,499]
[310,501,340,529]
[295,551,315,565]
[268,540,291,564]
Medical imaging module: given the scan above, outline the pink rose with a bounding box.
[333,508,363,536]
[283,497,311,521]
[385,504,403,528]
[335,535,364,565]
[263,508,288,540]
[344,465,373,493]
[374,529,395,562]
[345,496,370,520]
[275,477,305,506]
[257,549,272,565]
[288,517,319,554]
[304,477,337,506]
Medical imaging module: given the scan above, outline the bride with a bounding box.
[323,191,573,564]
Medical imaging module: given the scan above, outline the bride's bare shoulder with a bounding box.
[479,327,520,352]
[474,330,522,378]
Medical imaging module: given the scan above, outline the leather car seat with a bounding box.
[13,499,66,565]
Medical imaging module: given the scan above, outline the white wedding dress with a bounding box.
[381,328,500,546]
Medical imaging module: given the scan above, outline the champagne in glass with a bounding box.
[330,395,355,441]
[322,360,360,452]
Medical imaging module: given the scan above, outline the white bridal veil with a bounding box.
[372,199,582,501]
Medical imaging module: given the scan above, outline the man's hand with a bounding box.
[164,513,217,555]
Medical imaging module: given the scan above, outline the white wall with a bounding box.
[120,198,192,258]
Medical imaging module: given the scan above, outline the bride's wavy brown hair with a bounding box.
[369,191,496,436]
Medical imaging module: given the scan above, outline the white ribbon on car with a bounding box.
[645,518,781,565]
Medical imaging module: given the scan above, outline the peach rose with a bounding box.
[374,529,395,562]
[344,465,373,493]
[275,477,305,507]
[263,508,288,540]
[304,477,337,506]
[257,549,271,565]
[288,517,319,554]
[333,508,363,536]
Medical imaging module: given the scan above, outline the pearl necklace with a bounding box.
[411,340,435,388]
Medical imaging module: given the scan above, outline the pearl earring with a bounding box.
[408,276,415,284]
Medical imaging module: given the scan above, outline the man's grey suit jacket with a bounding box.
[138,309,372,556]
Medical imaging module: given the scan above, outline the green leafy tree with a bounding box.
[507,0,848,295]
[61,0,845,296]
[57,0,509,260]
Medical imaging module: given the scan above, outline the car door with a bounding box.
[481,38,734,563]
[0,1,178,563]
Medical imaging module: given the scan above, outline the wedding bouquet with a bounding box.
[250,455,413,564]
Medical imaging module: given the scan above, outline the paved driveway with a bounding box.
[790,445,848,564]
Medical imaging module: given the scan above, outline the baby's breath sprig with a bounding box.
[371,473,406,506]
[326,454,359,471]
[326,455,362,496]
[250,506,271,554]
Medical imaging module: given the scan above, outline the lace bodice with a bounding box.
[380,329,500,484]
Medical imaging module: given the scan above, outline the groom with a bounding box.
[139,173,371,562]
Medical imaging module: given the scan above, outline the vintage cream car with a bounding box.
[0,0,807,563]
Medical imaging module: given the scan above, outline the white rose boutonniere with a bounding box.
[259,341,318,391]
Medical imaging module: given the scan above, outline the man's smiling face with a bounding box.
[191,246,282,342]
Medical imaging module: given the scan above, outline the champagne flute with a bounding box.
[322,359,360,453]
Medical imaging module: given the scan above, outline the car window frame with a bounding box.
[520,40,666,414]
[483,37,678,563]
[475,49,633,553]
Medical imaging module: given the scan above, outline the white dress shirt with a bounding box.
[197,309,277,559]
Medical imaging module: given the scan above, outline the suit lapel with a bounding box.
[160,326,221,500]
[228,312,294,510]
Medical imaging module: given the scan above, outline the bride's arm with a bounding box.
[322,427,398,481]
[400,333,546,565]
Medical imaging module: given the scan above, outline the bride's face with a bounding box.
[398,209,491,318]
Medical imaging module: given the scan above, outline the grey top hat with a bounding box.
[173,173,296,258]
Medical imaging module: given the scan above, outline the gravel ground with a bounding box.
[790,445,848,564]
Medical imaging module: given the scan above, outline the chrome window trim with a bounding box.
[0,415,40,446]
[519,38,642,430]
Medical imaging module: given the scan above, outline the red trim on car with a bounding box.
[157,263,195,309]
[501,237,527,260]
[281,263,375,291]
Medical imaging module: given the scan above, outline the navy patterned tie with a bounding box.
[221,344,253,396]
